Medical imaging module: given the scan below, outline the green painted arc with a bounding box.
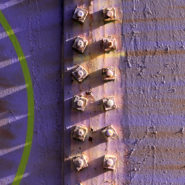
[0,11,35,185]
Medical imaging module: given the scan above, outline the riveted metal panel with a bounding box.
[63,0,127,184]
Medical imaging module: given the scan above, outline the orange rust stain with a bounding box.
[127,49,185,57]
[147,164,185,171]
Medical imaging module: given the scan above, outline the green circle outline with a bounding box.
[0,11,35,185]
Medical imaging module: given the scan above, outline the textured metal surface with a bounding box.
[123,0,185,184]
[0,0,62,185]
[0,0,185,185]
[63,0,185,185]
[63,0,125,184]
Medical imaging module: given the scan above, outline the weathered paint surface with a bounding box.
[0,0,62,185]
[63,0,185,185]
[63,0,126,184]
[0,0,185,185]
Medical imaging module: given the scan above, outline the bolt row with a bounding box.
[69,5,119,183]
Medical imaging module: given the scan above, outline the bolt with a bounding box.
[72,125,88,141]
[107,10,113,18]
[77,69,84,78]
[73,155,88,171]
[77,99,84,107]
[105,158,114,167]
[107,40,113,47]
[77,40,84,49]
[103,155,117,170]
[77,128,85,137]
[106,69,114,77]
[75,158,84,168]
[105,128,114,137]
[77,10,85,18]
[106,99,114,108]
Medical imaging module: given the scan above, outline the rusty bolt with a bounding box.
[73,37,88,54]
[102,36,117,52]
[103,155,117,170]
[72,65,89,83]
[72,125,88,141]
[101,125,118,139]
[72,154,88,171]
[102,97,116,111]
[103,7,116,22]
[72,95,88,111]
[73,7,88,23]
[102,67,116,81]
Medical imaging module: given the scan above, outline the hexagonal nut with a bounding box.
[103,155,117,170]
[102,97,116,111]
[72,95,88,111]
[73,37,88,54]
[73,7,88,23]
[72,125,88,141]
[103,7,116,22]
[101,125,117,139]
[102,36,117,52]
[72,154,88,171]
[102,67,116,81]
[72,65,89,83]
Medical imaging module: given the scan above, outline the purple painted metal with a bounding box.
[0,0,62,185]
[63,0,126,184]
[0,0,185,184]
[63,0,185,184]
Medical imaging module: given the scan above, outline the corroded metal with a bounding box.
[72,65,89,83]
[103,7,116,22]
[102,96,116,111]
[73,37,88,54]
[72,125,88,141]
[103,155,117,170]
[101,125,118,139]
[72,154,88,172]
[64,0,124,184]
[73,7,88,23]
[102,67,116,81]
[72,95,88,111]
[102,36,117,52]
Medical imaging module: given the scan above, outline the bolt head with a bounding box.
[77,70,84,78]
[72,125,88,141]
[77,128,85,137]
[77,10,85,18]
[106,99,114,107]
[106,69,114,77]
[72,155,88,171]
[77,100,84,107]
[103,8,116,22]
[107,10,113,18]
[72,65,88,83]
[77,40,84,49]
[103,97,116,111]
[103,155,117,170]
[75,158,84,168]
[102,37,117,52]
[102,125,118,139]
[107,40,113,47]
[105,158,114,167]
[105,128,114,137]
[73,8,88,23]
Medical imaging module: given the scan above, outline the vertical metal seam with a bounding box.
[61,0,65,184]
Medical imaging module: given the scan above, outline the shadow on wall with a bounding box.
[0,0,62,185]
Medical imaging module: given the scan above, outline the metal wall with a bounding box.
[0,0,185,185]
[0,0,62,185]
